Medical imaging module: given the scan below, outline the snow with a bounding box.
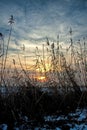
[77,109,87,121]
[70,124,87,130]
[44,108,87,130]
[0,108,87,129]
[55,128,61,130]
[0,124,8,130]
[44,115,68,122]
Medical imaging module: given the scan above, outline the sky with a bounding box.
[0,0,87,68]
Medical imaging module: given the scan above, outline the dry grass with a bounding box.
[0,17,87,128]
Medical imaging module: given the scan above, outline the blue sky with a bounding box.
[0,0,87,62]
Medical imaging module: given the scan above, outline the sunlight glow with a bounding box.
[37,76,47,82]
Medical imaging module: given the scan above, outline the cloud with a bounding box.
[0,0,87,60]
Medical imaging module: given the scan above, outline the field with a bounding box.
[0,16,87,130]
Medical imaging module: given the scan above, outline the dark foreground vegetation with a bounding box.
[0,83,87,129]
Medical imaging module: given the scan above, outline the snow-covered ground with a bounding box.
[44,108,87,130]
[0,108,87,130]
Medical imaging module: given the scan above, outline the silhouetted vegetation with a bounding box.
[0,16,87,129]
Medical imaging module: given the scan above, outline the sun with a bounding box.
[37,76,47,82]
